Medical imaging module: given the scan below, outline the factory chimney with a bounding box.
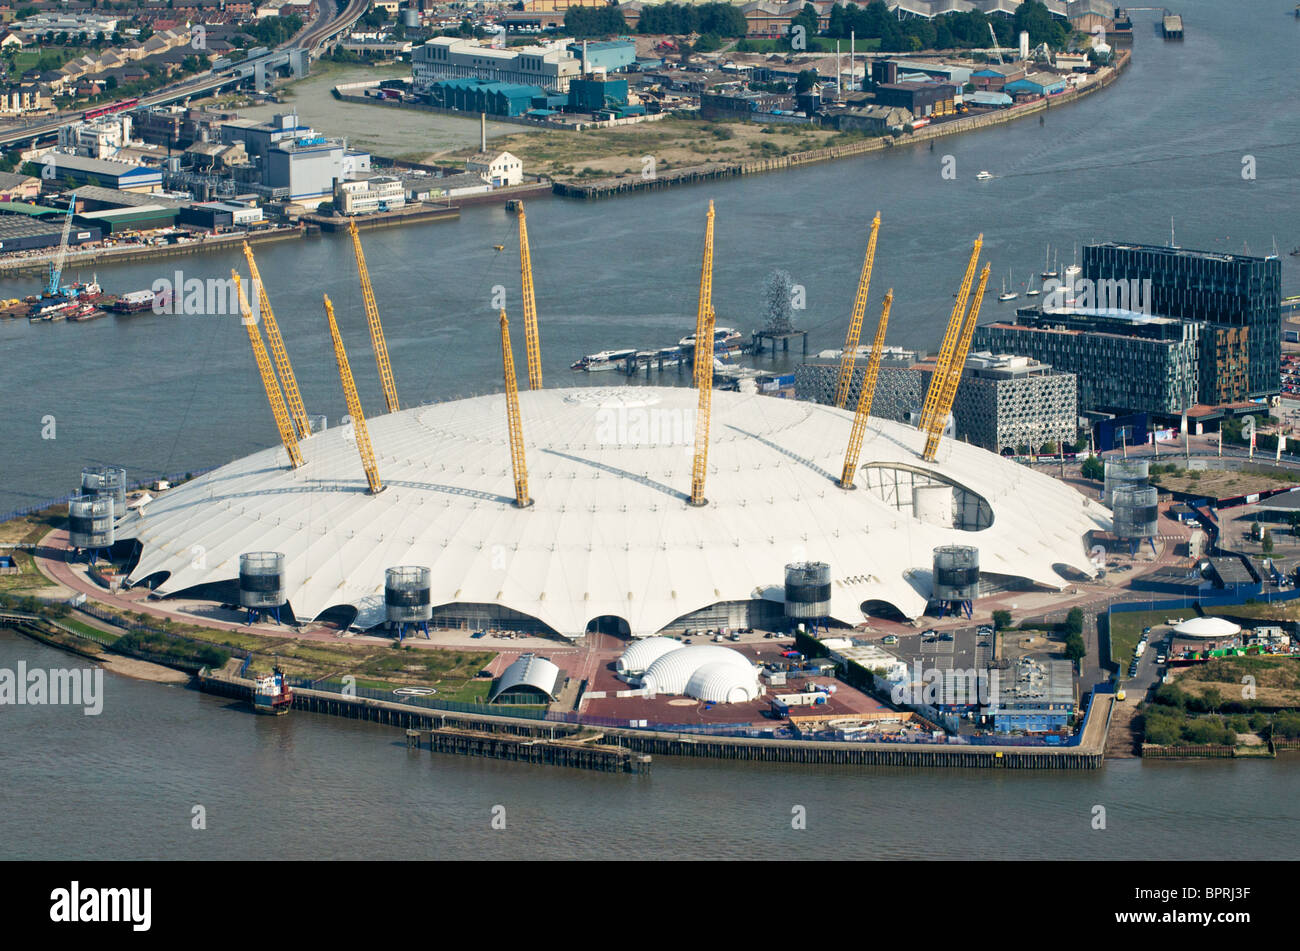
[480,113,486,153]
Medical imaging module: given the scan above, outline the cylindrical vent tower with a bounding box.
[239,552,287,609]
[385,566,432,624]
[81,465,127,508]
[932,545,980,603]
[68,495,114,550]
[1103,458,1148,507]
[307,414,328,434]
[784,561,831,620]
[1112,484,1159,541]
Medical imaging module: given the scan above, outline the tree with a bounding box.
[1064,631,1086,664]
[991,609,1012,631]
[794,68,818,94]
[1262,529,1274,555]
[564,6,627,38]
[1063,607,1084,637]
[1080,455,1104,481]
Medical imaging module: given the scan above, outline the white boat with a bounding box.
[1025,272,1040,297]
[679,326,742,351]
[571,348,636,371]
[998,271,1018,302]
[976,170,993,181]
[1041,246,1057,280]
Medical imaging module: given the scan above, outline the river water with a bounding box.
[1,0,1298,858]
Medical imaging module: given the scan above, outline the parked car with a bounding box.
[882,634,898,645]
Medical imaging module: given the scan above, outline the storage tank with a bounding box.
[385,565,432,640]
[81,465,127,509]
[401,8,419,27]
[913,484,954,527]
[1113,484,1158,552]
[68,495,114,556]
[932,545,979,616]
[239,551,286,624]
[784,561,831,625]
[1103,458,1148,507]
[1019,30,1029,61]
[308,414,328,434]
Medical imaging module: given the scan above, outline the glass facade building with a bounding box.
[1082,242,1281,399]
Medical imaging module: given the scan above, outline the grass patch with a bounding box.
[0,550,55,593]
[58,617,121,643]
[1107,607,1185,673]
[0,506,68,546]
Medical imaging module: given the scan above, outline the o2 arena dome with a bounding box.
[119,384,1110,638]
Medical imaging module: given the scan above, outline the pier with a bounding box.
[197,669,1112,770]
[752,329,809,356]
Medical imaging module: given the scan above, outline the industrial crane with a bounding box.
[838,289,893,489]
[348,219,400,414]
[922,263,990,462]
[233,271,303,469]
[918,235,983,433]
[499,309,532,508]
[987,22,1004,65]
[323,294,384,495]
[46,195,76,297]
[242,242,310,439]
[516,202,542,390]
[689,201,717,507]
[833,212,882,409]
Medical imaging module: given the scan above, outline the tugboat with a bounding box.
[251,666,293,715]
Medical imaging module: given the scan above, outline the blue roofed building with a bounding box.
[430,78,545,116]
[966,90,1012,108]
[1004,72,1068,98]
[567,39,636,73]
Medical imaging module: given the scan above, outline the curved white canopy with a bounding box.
[1173,616,1241,638]
[120,386,1110,637]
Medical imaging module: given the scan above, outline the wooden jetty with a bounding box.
[407,727,650,773]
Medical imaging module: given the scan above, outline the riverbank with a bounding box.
[552,49,1130,199]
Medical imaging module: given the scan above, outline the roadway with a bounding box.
[0,0,369,149]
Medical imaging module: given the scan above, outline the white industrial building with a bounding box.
[57,114,133,160]
[465,151,523,188]
[335,175,406,215]
[412,37,581,92]
[120,386,1110,638]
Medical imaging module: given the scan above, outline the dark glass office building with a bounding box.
[1082,242,1281,399]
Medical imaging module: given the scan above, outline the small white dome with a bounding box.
[685,661,760,703]
[615,636,681,675]
[1173,616,1241,638]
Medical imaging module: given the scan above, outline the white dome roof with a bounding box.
[616,636,681,674]
[1173,616,1241,638]
[641,644,754,696]
[685,660,760,703]
[119,385,1110,637]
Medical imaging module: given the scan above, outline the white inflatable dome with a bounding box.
[640,645,756,699]
[615,636,682,675]
[685,661,760,704]
[1172,616,1241,638]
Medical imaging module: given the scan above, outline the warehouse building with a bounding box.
[1004,72,1068,98]
[42,154,162,193]
[984,658,1075,734]
[0,214,100,252]
[428,78,546,116]
[567,39,635,73]
[412,37,581,93]
[178,201,264,230]
[873,81,957,118]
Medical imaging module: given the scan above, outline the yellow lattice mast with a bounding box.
[918,235,983,432]
[323,294,383,494]
[348,219,400,414]
[517,202,542,390]
[922,263,990,462]
[833,211,882,409]
[838,289,893,488]
[499,309,532,507]
[689,201,716,507]
[242,242,310,439]
[234,272,303,469]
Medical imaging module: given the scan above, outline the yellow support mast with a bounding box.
[348,219,400,414]
[499,309,532,508]
[689,201,717,507]
[242,242,310,439]
[234,272,303,469]
[918,235,983,432]
[517,201,543,390]
[832,212,882,409]
[323,294,384,495]
[838,289,894,488]
[922,263,990,462]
